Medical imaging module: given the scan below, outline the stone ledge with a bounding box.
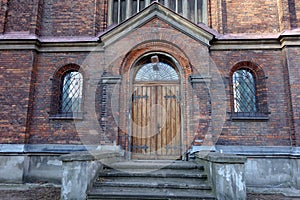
[196,151,247,164]
[59,150,120,162]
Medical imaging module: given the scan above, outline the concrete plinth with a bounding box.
[60,150,121,200]
[0,155,26,183]
[196,151,247,200]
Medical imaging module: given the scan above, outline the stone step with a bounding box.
[87,160,216,200]
[88,187,216,199]
[98,169,207,179]
[105,160,204,170]
[95,175,208,185]
[94,180,212,190]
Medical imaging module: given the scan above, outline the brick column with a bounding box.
[0,0,9,33]
[100,76,122,145]
[189,75,212,146]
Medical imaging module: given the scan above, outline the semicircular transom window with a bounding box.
[135,62,179,82]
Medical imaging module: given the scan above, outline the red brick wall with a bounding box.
[5,0,33,32]
[28,53,87,144]
[209,0,281,34]
[0,51,35,143]
[40,0,100,36]
[0,3,298,148]
[284,47,300,145]
[211,50,292,145]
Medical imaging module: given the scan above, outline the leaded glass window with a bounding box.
[108,0,207,25]
[233,69,257,112]
[61,71,83,114]
[135,62,179,81]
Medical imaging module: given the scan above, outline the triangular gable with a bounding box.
[99,2,216,47]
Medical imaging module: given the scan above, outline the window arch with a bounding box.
[50,64,84,119]
[232,69,257,112]
[230,62,268,120]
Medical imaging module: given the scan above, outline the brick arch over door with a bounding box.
[120,41,193,78]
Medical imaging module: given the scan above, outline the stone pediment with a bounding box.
[98,2,216,47]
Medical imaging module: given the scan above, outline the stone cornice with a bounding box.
[0,35,103,52]
[0,30,300,52]
[210,39,282,50]
[280,35,300,48]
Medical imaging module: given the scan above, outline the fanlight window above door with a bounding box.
[135,62,179,81]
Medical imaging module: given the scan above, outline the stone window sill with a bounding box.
[230,112,269,121]
[49,112,83,120]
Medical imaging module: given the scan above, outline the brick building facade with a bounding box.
[0,0,300,191]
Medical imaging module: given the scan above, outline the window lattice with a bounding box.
[61,71,83,114]
[108,0,207,25]
[135,62,179,81]
[233,69,257,112]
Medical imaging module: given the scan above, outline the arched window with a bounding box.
[135,62,179,82]
[61,71,83,114]
[50,64,84,119]
[232,69,257,113]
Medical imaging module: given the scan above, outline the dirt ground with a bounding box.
[0,185,299,200]
[0,186,60,200]
[247,193,300,200]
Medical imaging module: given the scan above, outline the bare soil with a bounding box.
[0,186,299,200]
[0,186,60,200]
[247,193,300,200]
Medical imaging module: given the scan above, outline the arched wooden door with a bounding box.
[131,61,182,160]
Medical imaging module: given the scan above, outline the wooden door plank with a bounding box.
[132,87,138,156]
[131,83,181,160]
[175,86,181,156]
[150,86,156,157]
[169,85,175,156]
[145,86,151,156]
[161,85,167,156]
[141,85,147,155]
[165,86,171,155]
[156,85,162,156]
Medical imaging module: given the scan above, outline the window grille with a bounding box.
[108,0,207,25]
[135,62,179,81]
[61,71,83,115]
[232,69,257,113]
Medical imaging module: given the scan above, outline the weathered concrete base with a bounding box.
[61,160,102,200]
[60,150,122,200]
[196,151,247,200]
[1,144,300,198]
[247,186,300,197]
[0,154,63,184]
[25,155,62,184]
[0,155,26,183]
[215,145,300,192]
[291,157,300,189]
[0,144,121,184]
[245,156,300,191]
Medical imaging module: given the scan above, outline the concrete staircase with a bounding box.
[87,160,216,199]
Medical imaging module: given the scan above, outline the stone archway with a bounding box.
[130,54,182,160]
